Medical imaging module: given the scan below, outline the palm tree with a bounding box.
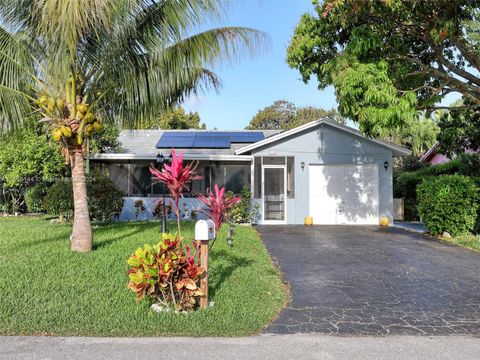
[0,0,267,252]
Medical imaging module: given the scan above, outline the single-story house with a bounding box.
[420,142,450,165]
[91,118,411,224]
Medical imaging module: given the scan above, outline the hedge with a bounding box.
[25,183,49,213]
[43,176,124,221]
[417,175,479,236]
[394,153,480,220]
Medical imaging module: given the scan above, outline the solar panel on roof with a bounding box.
[228,132,265,142]
[156,132,196,148]
[156,131,265,149]
[196,131,265,143]
[193,133,230,148]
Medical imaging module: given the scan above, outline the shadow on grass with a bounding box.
[92,223,157,250]
[209,249,253,299]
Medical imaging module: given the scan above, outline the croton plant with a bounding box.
[128,233,205,312]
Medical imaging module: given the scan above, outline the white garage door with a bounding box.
[309,164,379,224]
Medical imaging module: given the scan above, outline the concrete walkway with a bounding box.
[1,335,479,360]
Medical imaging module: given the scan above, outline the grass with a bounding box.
[0,217,286,336]
[441,234,480,252]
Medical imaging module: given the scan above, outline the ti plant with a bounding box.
[198,184,240,248]
[150,149,201,235]
[127,234,205,312]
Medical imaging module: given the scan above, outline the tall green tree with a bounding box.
[0,0,267,252]
[138,106,206,130]
[380,115,440,156]
[287,0,480,136]
[438,99,480,157]
[247,100,343,130]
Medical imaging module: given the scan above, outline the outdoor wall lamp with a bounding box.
[384,161,389,170]
[301,161,305,171]
[156,152,165,165]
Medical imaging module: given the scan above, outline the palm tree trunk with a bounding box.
[69,148,92,252]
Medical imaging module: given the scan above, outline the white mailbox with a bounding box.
[195,219,216,241]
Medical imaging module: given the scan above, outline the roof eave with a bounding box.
[235,119,412,157]
[89,153,253,162]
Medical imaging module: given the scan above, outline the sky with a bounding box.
[182,0,338,130]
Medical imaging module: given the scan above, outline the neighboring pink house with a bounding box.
[421,142,450,165]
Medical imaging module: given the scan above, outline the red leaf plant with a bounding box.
[150,148,201,234]
[198,184,240,247]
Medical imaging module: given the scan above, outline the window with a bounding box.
[263,156,285,165]
[287,157,295,198]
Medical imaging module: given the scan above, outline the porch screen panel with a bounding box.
[130,164,151,196]
[108,164,129,195]
[254,157,261,199]
[224,164,249,194]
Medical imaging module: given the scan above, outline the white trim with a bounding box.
[89,153,253,162]
[262,164,287,224]
[235,118,412,157]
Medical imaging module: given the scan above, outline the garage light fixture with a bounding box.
[384,161,389,170]
[301,161,305,171]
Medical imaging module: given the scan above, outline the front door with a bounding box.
[262,166,286,223]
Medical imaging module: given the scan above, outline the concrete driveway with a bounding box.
[257,225,480,335]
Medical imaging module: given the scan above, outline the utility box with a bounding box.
[195,219,216,241]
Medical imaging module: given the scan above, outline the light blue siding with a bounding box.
[251,124,393,225]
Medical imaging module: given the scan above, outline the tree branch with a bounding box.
[450,35,480,72]
[430,44,480,87]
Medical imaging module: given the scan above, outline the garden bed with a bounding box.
[0,217,286,336]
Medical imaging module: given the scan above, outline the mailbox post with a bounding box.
[195,219,216,309]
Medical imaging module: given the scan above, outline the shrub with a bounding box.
[127,234,205,312]
[25,183,48,213]
[44,176,124,221]
[88,176,124,221]
[227,186,258,224]
[44,180,74,221]
[417,175,479,236]
[198,184,240,232]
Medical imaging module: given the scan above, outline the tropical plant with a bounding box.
[198,184,240,244]
[227,186,258,224]
[0,0,267,252]
[150,149,201,234]
[127,234,205,312]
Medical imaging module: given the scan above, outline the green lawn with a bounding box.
[0,217,286,336]
[442,234,480,252]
